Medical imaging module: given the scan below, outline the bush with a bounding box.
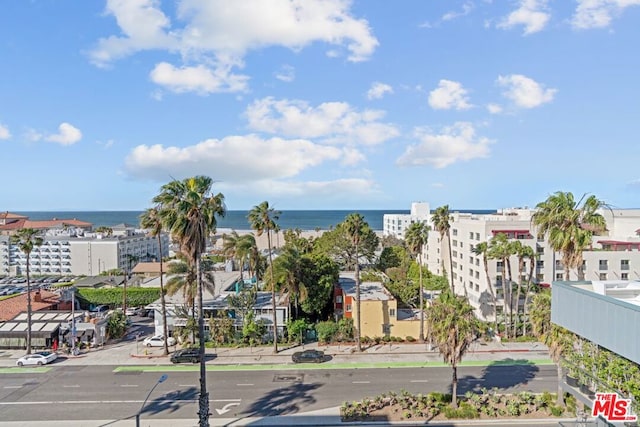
[549,405,564,416]
[443,402,478,419]
[77,288,161,309]
[316,321,339,344]
[406,336,416,342]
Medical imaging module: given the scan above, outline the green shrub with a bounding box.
[443,402,478,419]
[406,336,416,342]
[549,405,564,416]
[77,287,161,308]
[316,321,339,344]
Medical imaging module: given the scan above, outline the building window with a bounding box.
[346,304,352,312]
[452,261,458,268]
[382,324,391,334]
[621,259,630,270]
[453,250,458,258]
[452,229,458,236]
[475,283,479,292]
[336,295,343,303]
[469,232,474,239]
[389,308,396,317]
[622,273,629,280]
[453,272,458,279]
[536,260,544,268]
[599,260,608,270]
[537,246,544,254]
[496,260,504,272]
[475,259,480,266]
[460,242,464,248]
[452,240,458,247]
[469,268,474,276]
[469,256,474,263]
[475,233,480,241]
[475,271,479,279]
[599,273,607,280]
[555,273,563,280]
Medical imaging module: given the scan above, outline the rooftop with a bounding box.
[338,273,393,301]
[573,280,640,308]
[0,290,61,322]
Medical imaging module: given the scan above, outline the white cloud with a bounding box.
[150,62,249,94]
[428,80,472,110]
[90,0,378,93]
[498,0,551,35]
[497,74,556,108]
[431,182,445,188]
[487,103,503,114]
[0,123,10,140]
[274,64,295,82]
[572,0,640,29]
[396,122,493,168]
[45,123,83,146]
[124,134,343,182]
[442,2,474,21]
[245,97,400,145]
[366,82,393,100]
[224,177,379,199]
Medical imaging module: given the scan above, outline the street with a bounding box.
[0,364,559,423]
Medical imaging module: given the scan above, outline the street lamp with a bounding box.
[136,374,168,427]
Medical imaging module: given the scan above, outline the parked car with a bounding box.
[125,306,143,316]
[291,349,328,364]
[143,335,176,347]
[90,305,110,315]
[16,351,58,366]
[170,348,201,364]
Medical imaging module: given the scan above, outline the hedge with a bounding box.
[76,288,161,309]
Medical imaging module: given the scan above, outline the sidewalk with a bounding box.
[0,339,550,367]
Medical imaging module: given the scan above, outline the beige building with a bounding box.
[335,273,426,340]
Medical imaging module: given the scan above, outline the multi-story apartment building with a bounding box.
[419,206,640,319]
[382,202,431,239]
[0,215,169,277]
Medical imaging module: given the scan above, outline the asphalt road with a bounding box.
[0,364,558,423]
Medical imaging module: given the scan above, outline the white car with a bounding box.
[16,351,58,367]
[142,335,176,347]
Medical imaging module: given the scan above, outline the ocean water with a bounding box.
[16,209,495,231]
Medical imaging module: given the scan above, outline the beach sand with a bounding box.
[213,229,325,251]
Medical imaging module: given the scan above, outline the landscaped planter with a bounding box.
[565,375,579,388]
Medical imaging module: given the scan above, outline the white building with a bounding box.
[415,206,640,320]
[0,220,169,277]
[383,202,431,239]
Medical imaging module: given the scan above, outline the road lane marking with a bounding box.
[236,383,254,386]
[352,381,370,384]
[179,384,195,387]
[0,398,242,405]
[3,386,22,389]
[410,380,429,383]
[120,384,139,388]
[63,385,80,388]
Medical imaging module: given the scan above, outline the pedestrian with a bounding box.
[52,339,58,352]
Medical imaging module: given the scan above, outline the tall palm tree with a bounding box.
[511,241,535,337]
[153,175,225,427]
[426,291,479,408]
[344,213,369,352]
[432,205,454,293]
[522,248,538,337]
[530,291,572,405]
[122,253,139,313]
[270,246,307,319]
[532,191,607,281]
[11,228,43,354]
[472,241,498,334]
[140,207,169,355]
[489,233,515,337]
[404,221,430,343]
[222,231,255,282]
[248,201,280,354]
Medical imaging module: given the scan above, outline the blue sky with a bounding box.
[1,0,639,211]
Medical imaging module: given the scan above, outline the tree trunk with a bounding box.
[513,258,524,338]
[452,365,458,408]
[522,257,536,337]
[26,254,32,354]
[122,271,128,313]
[159,235,169,356]
[502,256,510,338]
[556,362,564,407]
[196,253,210,427]
[355,240,362,352]
[506,258,514,339]
[483,256,498,335]
[418,253,424,343]
[267,229,278,354]
[447,231,454,294]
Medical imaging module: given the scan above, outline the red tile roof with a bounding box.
[0,218,92,231]
[0,290,60,322]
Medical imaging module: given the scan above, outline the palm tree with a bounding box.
[511,241,535,337]
[426,291,479,408]
[11,228,43,354]
[222,231,256,282]
[532,191,607,281]
[344,213,369,352]
[472,241,498,334]
[489,233,515,337]
[140,207,170,355]
[248,201,280,354]
[153,175,225,427]
[404,221,430,343]
[122,253,139,313]
[530,291,572,405]
[432,205,454,293]
[270,246,307,319]
[521,248,538,337]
